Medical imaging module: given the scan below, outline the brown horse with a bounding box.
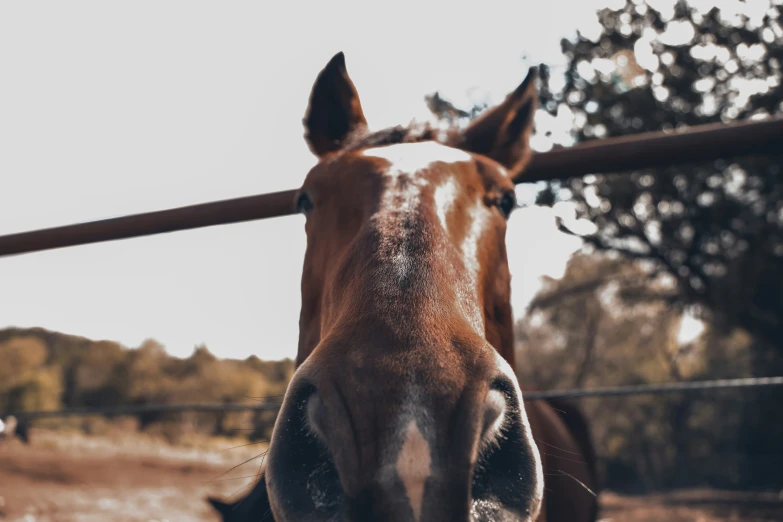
[208,53,598,522]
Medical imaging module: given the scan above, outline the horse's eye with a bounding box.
[498,191,517,219]
[296,192,314,216]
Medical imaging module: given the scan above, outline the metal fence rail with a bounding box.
[6,376,782,420]
[1,116,781,258]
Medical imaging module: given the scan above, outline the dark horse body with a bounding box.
[209,53,598,522]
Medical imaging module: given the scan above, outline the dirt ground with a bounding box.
[1,431,782,522]
[599,490,783,522]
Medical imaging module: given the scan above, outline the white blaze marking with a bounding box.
[461,200,490,280]
[433,177,458,232]
[364,143,489,331]
[457,200,492,332]
[395,420,432,521]
[362,143,472,282]
[362,141,472,173]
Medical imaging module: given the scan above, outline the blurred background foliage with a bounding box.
[0,327,293,445]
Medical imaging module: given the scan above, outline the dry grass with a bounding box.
[599,489,783,522]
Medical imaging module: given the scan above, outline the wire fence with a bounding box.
[3,401,283,420]
[522,376,783,400]
[5,376,782,420]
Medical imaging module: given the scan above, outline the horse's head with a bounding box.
[264,53,543,522]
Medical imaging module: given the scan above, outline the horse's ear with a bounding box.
[207,497,234,519]
[456,66,538,177]
[304,52,368,157]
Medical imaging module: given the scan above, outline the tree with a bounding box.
[0,336,59,412]
[515,253,763,490]
[533,0,783,349]
[526,1,783,489]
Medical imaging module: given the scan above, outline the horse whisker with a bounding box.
[242,394,287,401]
[202,452,268,485]
[219,441,269,453]
[234,455,267,511]
[534,436,584,456]
[526,400,568,415]
[537,450,589,466]
[226,480,255,505]
[557,470,597,498]
[208,474,264,482]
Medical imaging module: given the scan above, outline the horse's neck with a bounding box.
[482,289,516,372]
[492,320,516,369]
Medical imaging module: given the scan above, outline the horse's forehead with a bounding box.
[360,141,474,177]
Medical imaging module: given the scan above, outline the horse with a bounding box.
[208,52,599,522]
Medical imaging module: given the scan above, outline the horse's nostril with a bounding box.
[303,393,344,514]
[480,389,507,451]
[469,377,542,521]
[306,393,326,440]
[306,456,343,514]
[266,382,346,520]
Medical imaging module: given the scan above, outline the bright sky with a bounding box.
[0,1,625,361]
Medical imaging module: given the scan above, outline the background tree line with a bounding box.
[0,327,293,444]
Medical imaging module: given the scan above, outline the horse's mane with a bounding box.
[341,122,460,153]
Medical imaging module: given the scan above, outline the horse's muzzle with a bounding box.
[264,359,543,522]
